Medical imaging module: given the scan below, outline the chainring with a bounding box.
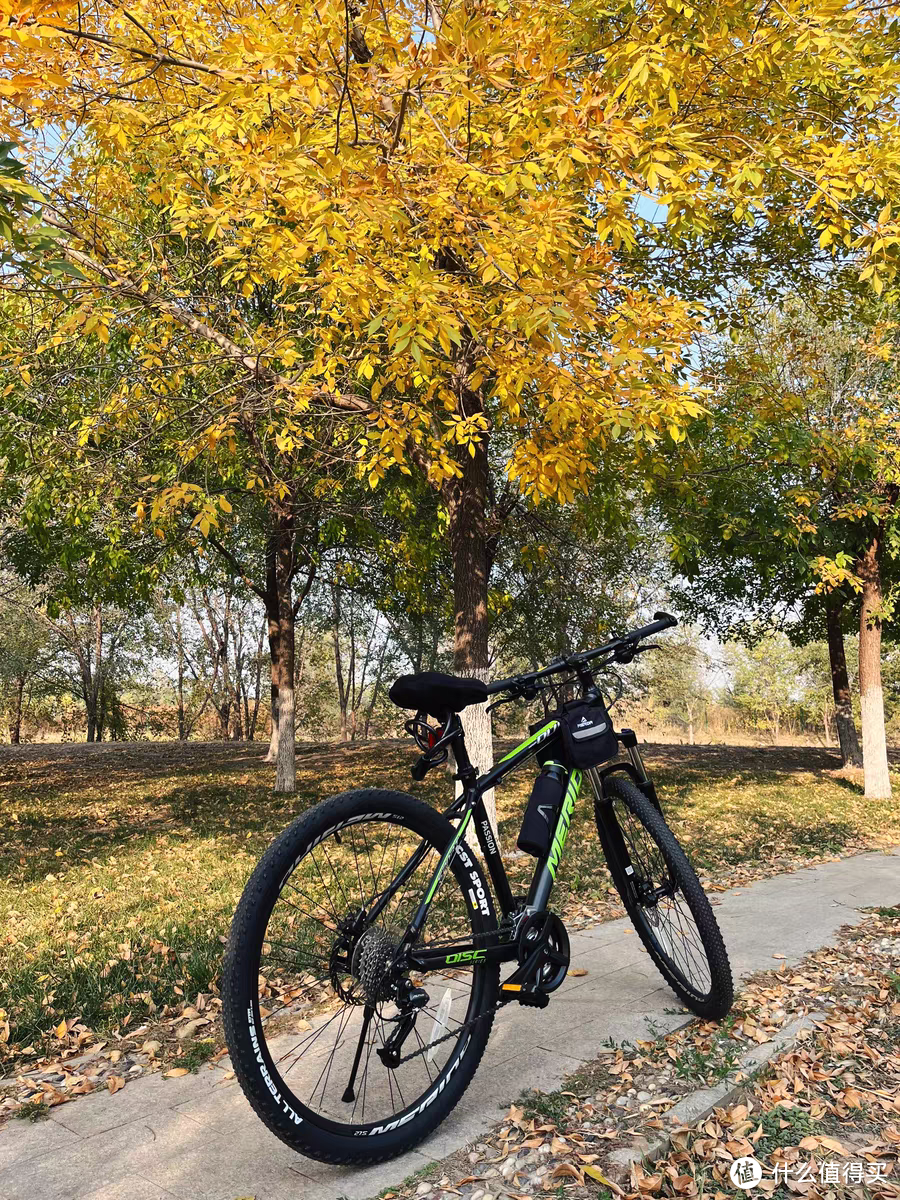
[517,911,570,993]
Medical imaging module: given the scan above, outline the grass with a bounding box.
[376,1159,439,1199]
[179,1039,217,1072]
[671,1015,743,1083]
[1,737,899,1067]
[12,1098,49,1122]
[756,1104,822,1154]
[518,1087,574,1125]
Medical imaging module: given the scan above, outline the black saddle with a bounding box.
[388,672,488,717]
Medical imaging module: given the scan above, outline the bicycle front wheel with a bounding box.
[222,788,500,1165]
[593,773,733,1020]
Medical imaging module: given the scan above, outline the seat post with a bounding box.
[448,714,478,788]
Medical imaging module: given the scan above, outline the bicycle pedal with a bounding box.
[500,982,549,1008]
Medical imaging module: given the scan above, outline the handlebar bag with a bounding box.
[559,700,619,768]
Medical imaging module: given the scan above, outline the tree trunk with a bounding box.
[445,430,496,835]
[332,587,351,742]
[249,622,265,741]
[824,591,863,768]
[8,674,24,744]
[265,517,297,793]
[363,637,388,740]
[273,613,296,791]
[858,537,892,799]
[175,608,187,741]
[90,607,104,742]
[266,681,279,761]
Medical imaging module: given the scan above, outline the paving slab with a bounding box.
[48,1066,223,1138]
[1,847,897,1200]
[82,1178,181,1200]
[0,1118,80,1172]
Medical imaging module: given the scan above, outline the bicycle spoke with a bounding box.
[243,808,488,1131]
[613,796,713,999]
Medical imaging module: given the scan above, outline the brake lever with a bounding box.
[613,642,637,664]
[486,680,544,714]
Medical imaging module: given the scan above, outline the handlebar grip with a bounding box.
[631,611,678,642]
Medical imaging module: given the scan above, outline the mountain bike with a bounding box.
[222,612,733,1165]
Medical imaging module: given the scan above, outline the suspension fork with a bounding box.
[588,765,642,899]
[589,757,673,903]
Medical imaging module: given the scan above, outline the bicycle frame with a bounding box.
[385,715,654,976]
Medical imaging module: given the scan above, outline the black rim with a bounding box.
[246,812,488,1135]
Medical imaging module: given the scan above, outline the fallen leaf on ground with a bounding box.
[583,1164,625,1194]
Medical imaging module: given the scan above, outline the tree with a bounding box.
[0,578,56,743]
[655,295,900,792]
[8,0,900,790]
[155,600,214,741]
[181,579,267,740]
[726,635,802,743]
[642,632,712,746]
[0,298,363,785]
[327,576,390,743]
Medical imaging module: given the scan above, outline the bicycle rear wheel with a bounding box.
[593,773,733,1020]
[222,788,499,1164]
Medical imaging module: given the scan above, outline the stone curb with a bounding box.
[606,1010,825,1179]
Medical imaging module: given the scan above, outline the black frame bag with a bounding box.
[559,699,619,769]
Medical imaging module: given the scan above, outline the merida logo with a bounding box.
[577,716,592,728]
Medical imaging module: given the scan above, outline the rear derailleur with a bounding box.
[376,977,430,1067]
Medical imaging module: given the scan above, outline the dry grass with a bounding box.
[1,738,898,1068]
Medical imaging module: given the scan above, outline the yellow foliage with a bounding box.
[4,0,900,505]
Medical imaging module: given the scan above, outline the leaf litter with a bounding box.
[377,907,900,1200]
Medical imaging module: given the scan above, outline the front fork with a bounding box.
[590,732,670,905]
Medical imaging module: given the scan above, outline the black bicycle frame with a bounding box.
[386,717,648,975]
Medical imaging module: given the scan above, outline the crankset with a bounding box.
[500,911,570,1008]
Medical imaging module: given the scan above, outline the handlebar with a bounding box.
[484,611,678,698]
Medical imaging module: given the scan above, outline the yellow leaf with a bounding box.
[584,1164,625,1194]
[55,1019,68,1039]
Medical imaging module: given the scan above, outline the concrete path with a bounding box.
[1,849,897,1200]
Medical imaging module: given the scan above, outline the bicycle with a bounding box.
[222,612,733,1165]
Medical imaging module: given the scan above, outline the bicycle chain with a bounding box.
[393,995,505,1066]
[393,912,557,1065]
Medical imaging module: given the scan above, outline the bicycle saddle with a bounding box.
[388,672,488,716]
